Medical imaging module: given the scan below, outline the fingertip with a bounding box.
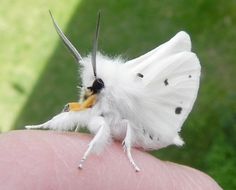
[0,130,222,190]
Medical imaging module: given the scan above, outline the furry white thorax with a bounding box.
[81,54,140,141]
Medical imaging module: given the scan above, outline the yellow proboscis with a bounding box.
[68,94,97,111]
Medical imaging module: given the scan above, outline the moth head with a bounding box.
[49,10,104,95]
[87,78,105,94]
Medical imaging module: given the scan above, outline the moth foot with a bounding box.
[78,157,86,170]
[25,125,40,129]
[134,165,141,172]
[122,141,140,171]
[130,158,140,172]
[78,164,83,170]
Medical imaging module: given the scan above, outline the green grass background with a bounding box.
[1,0,235,189]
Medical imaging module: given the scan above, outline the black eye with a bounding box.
[88,78,105,93]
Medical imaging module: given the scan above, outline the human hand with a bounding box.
[0,130,222,190]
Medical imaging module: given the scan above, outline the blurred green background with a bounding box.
[0,0,235,188]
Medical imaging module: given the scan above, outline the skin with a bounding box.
[0,130,222,190]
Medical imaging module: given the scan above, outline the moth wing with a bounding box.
[125,31,191,72]
[124,31,200,149]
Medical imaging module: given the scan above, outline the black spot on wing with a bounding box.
[137,73,144,78]
[175,107,182,114]
[188,75,192,78]
[164,79,169,86]
[149,134,153,140]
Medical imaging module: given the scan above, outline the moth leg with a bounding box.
[79,116,110,169]
[25,120,50,129]
[25,112,83,131]
[122,120,140,172]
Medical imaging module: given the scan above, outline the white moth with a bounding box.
[25,11,201,172]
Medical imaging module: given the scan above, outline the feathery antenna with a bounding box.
[49,10,83,63]
[91,11,101,78]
